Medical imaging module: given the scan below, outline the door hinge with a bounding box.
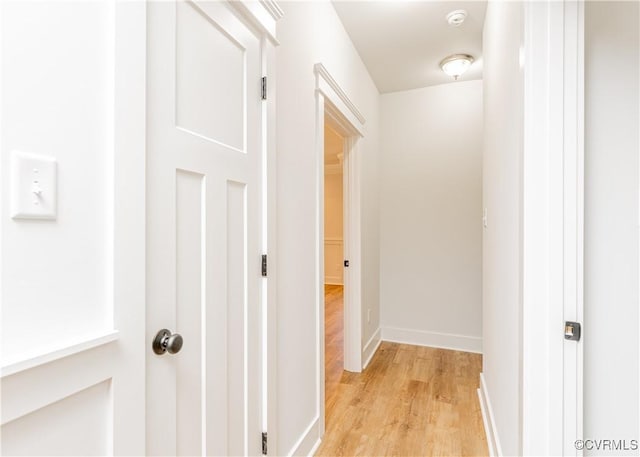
[262,254,268,277]
[261,76,267,101]
[564,321,581,341]
[262,432,268,455]
[344,260,350,267]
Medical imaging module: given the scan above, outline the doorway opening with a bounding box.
[323,122,345,421]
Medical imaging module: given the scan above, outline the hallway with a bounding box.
[320,288,488,456]
[6,1,636,455]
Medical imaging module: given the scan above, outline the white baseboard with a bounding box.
[478,373,502,457]
[362,327,382,369]
[286,416,320,457]
[381,326,482,354]
[308,437,322,457]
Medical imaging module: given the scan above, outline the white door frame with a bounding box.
[314,63,366,436]
[225,4,282,455]
[522,1,584,455]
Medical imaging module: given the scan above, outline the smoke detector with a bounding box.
[446,9,468,27]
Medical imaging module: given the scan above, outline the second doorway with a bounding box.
[324,121,345,420]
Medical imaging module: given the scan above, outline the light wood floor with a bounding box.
[325,284,345,414]
[320,285,488,457]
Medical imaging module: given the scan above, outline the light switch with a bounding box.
[11,151,57,220]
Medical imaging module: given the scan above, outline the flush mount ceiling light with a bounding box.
[446,9,467,27]
[439,54,474,80]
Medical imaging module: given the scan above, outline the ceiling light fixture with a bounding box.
[439,54,474,80]
[446,9,467,27]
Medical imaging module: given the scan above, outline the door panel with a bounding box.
[147,1,263,455]
[175,170,205,457]
[176,1,245,150]
[226,180,248,456]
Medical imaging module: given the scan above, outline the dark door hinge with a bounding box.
[262,254,268,277]
[261,76,267,101]
[262,432,268,455]
[344,260,350,267]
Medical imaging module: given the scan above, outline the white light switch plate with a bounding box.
[11,151,57,220]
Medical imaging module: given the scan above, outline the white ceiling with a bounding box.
[332,1,487,93]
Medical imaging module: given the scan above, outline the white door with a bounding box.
[0,1,145,455]
[146,1,264,455]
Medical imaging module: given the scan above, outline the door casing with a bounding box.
[521,1,584,454]
[313,63,366,439]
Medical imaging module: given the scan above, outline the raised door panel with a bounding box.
[176,1,245,151]
[175,170,206,456]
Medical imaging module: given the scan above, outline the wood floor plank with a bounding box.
[325,284,346,417]
[320,285,488,456]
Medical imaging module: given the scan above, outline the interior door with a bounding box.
[146,0,264,455]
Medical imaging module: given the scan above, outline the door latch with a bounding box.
[564,321,581,341]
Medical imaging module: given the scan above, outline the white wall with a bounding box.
[584,1,639,449]
[481,1,524,455]
[275,2,380,454]
[1,0,112,366]
[1,2,146,454]
[379,80,483,353]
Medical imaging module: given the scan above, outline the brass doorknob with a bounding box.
[152,329,184,355]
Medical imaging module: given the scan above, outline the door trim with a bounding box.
[521,1,584,454]
[113,3,147,451]
[262,30,280,457]
[199,4,282,455]
[212,3,282,455]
